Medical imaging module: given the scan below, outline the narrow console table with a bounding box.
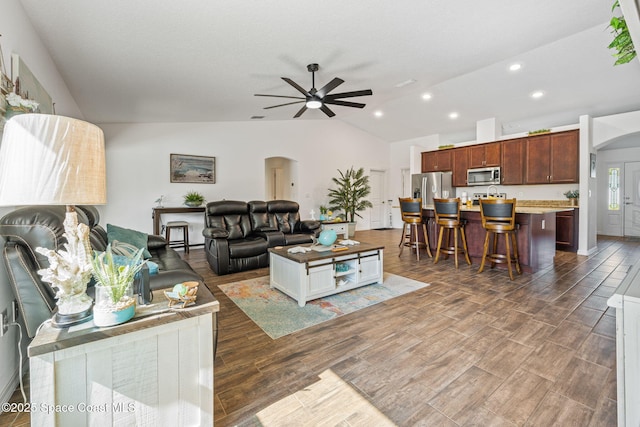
[269,243,384,307]
[28,287,219,427]
[152,206,205,236]
[320,221,349,239]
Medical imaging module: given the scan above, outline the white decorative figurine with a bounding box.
[36,211,94,320]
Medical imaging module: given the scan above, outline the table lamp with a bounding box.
[0,113,106,327]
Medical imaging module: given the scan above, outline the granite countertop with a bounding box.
[422,200,575,214]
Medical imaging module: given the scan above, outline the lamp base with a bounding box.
[51,307,93,329]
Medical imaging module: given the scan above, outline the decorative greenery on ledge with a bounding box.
[528,129,551,135]
[609,0,637,65]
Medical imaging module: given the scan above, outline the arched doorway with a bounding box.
[264,157,298,201]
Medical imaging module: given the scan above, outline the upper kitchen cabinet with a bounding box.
[422,150,452,172]
[525,130,579,184]
[452,147,469,187]
[469,142,501,168]
[501,138,526,185]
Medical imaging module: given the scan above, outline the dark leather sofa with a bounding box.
[203,200,321,275]
[0,205,203,338]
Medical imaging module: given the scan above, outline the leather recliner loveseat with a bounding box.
[0,205,203,338]
[203,200,321,275]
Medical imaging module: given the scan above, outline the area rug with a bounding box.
[218,273,429,339]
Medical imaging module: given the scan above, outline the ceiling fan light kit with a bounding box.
[255,63,373,118]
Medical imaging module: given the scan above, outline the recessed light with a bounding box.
[373,110,384,118]
[421,93,432,100]
[530,91,544,99]
[448,112,459,119]
[509,63,522,71]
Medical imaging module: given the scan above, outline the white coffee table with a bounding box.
[269,242,384,307]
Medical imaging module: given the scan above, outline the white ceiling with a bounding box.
[18,0,640,144]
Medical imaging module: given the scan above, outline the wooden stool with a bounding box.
[165,221,190,253]
[433,198,471,268]
[478,198,521,280]
[398,197,432,260]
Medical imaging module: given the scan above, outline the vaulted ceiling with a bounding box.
[18,0,640,143]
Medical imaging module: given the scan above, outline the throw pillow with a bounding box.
[107,224,151,259]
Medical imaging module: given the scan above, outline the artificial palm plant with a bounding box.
[327,167,372,223]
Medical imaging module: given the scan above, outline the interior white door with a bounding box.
[369,170,386,229]
[624,161,640,237]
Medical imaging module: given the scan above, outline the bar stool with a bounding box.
[433,198,471,268]
[165,221,190,253]
[478,198,521,280]
[398,197,432,260]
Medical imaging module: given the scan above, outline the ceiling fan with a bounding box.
[255,63,373,118]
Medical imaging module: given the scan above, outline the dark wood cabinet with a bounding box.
[550,131,579,183]
[469,142,501,168]
[525,130,579,184]
[421,150,452,172]
[501,138,526,185]
[556,208,579,252]
[452,147,469,187]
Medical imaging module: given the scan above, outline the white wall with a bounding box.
[99,120,390,243]
[0,0,83,404]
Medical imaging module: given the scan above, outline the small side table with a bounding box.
[321,221,349,239]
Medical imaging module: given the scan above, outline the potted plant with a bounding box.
[184,191,205,207]
[91,245,147,327]
[564,189,579,206]
[609,0,636,65]
[327,167,373,237]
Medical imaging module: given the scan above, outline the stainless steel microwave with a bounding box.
[467,166,500,186]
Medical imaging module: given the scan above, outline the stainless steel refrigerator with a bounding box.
[411,172,454,207]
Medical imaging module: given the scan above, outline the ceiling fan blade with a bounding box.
[323,99,366,108]
[264,100,305,110]
[282,77,310,96]
[316,77,344,98]
[320,104,336,118]
[293,105,307,118]
[325,89,373,100]
[255,94,305,100]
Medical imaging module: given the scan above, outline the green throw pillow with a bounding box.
[107,224,151,259]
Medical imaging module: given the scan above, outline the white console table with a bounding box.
[320,221,349,239]
[608,262,640,426]
[28,287,219,427]
[269,243,384,307]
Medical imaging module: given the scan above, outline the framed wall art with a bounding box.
[11,53,54,114]
[170,154,216,184]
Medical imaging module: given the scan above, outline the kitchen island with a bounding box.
[423,205,573,273]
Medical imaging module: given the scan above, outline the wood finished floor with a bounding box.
[200,230,634,426]
[2,230,637,426]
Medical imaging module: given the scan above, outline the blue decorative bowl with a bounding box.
[318,229,337,246]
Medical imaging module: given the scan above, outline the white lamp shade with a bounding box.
[0,114,106,205]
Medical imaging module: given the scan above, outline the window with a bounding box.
[608,167,620,210]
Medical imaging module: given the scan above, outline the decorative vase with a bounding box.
[570,198,578,206]
[185,200,202,207]
[318,229,337,246]
[93,283,136,327]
